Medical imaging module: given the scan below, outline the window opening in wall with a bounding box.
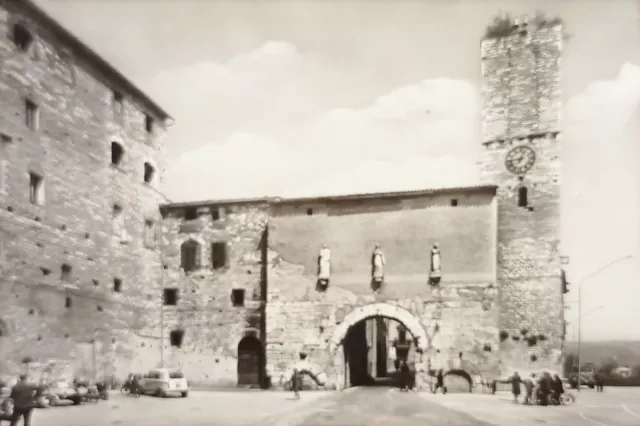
[211,207,224,221]
[65,296,72,308]
[12,23,33,51]
[231,289,245,307]
[145,115,154,134]
[143,162,155,184]
[211,242,228,270]
[61,264,72,282]
[450,199,458,207]
[113,278,122,293]
[111,142,124,166]
[306,208,313,216]
[180,239,200,273]
[112,91,123,118]
[169,329,184,348]
[184,207,198,220]
[25,100,39,130]
[163,288,178,306]
[92,279,99,286]
[518,186,529,207]
[29,172,44,205]
[144,219,155,248]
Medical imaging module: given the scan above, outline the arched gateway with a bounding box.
[326,303,429,390]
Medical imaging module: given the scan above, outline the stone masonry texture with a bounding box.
[0,0,170,381]
[479,20,564,373]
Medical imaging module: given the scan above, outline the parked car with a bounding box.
[568,363,596,389]
[139,369,188,398]
[44,380,82,406]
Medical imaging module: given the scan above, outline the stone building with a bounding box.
[0,0,171,380]
[158,15,565,390]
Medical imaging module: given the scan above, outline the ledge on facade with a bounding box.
[178,220,205,234]
[160,185,498,213]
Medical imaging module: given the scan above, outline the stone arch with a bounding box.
[237,331,263,387]
[443,368,473,392]
[328,303,428,353]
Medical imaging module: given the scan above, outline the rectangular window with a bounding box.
[145,115,154,134]
[113,278,122,293]
[29,172,44,205]
[65,296,72,308]
[61,264,72,282]
[25,99,39,130]
[169,329,184,348]
[112,91,123,120]
[0,160,6,194]
[144,219,155,248]
[211,242,228,270]
[450,199,458,207]
[163,288,178,306]
[113,204,124,238]
[231,289,245,307]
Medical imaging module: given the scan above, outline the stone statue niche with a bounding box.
[370,243,385,293]
[428,243,442,286]
[316,244,331,292]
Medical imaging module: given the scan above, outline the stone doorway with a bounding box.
[237,336,263,387]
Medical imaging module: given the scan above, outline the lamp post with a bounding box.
[576,254,633,391]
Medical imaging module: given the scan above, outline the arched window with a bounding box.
[181,239,201,273]
[12,23,33,51]
[143,162,155,184]
[517,186,528,207]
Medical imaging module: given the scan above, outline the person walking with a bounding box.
[523,373,536,405]
[8,375,37,426]
[510,372,522,403]
[433,369,446,394]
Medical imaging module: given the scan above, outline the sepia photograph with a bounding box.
[0,0,639,425]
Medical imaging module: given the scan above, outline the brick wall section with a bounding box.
[0,0,168,380]
[480,21,564,373]
[159,204,269,387]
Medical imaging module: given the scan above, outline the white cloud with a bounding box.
[160,42,481,202]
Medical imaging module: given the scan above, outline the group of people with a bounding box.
[507,371,565,406]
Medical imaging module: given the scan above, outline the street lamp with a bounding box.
[576,254,634,391]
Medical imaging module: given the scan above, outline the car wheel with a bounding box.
[181,391,188,398]
[71,396,82,405]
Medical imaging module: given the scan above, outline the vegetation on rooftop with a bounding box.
[484,11,563,39]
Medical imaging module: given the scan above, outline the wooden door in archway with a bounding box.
[237,337,262,386]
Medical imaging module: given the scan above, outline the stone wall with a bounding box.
[0,0,168,381]
[159,203,269,387]
[479,18,564,374]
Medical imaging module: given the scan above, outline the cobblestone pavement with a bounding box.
[25,387,640,426]
[420,388,640,426]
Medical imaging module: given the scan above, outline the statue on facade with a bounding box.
[371,243,385,286]
[317,244,331,291]
[429,243,441,286]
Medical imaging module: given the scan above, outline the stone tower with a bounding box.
[479,15,564,372]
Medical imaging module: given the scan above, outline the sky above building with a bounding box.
[36,0,640,341]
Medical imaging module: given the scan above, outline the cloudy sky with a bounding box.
[36,0,640,341]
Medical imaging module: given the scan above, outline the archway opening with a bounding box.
[237,336,263,388]
[343,316,418,388]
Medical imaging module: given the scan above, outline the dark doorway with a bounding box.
[343,316,410,388]
[237,336,263,387]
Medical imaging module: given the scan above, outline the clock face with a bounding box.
[504,145,536,175]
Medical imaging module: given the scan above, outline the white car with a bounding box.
[139,369,188,398]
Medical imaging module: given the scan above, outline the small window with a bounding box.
[144,219,155,248]
[61,264,72,282]
[29,172,44,205]
[169,329,184,348]
[25,100,39,130]
[143,162,155,184]
[306,208,313,216]
[163,288,178,306]
[184,208,198,221]
[65,296,72,308]
[180,239,200,273]
[112,91,123,118]
[111,142,124,166]
[211,242,228,270]
[12,23,33,51]
[231,289,245,307]
[518,186,528,207]
[113,278,122,293]
[145,115,154,134]
[211,207,224,221]
[450,199,458,206]
[112,204,123,218]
